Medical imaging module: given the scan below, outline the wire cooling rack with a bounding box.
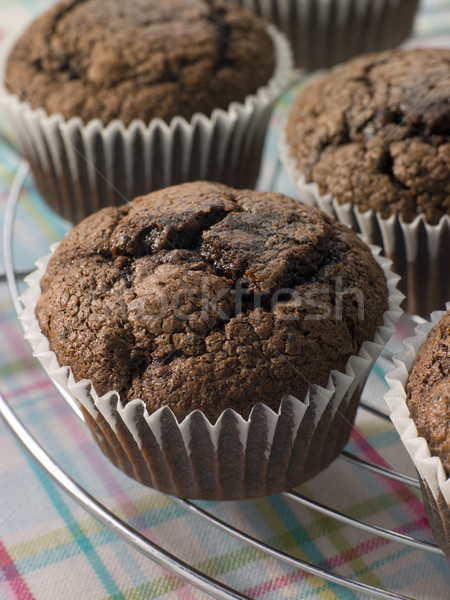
[1,162,447,600]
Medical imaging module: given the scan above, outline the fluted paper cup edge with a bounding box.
[385,304,450,503]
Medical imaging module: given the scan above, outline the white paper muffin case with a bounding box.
[281,139,450,318]
[385,304,450,558]
[19,244,403,500]
[0,26,292,225]
[237,0,419,70]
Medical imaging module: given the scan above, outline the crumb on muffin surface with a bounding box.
[36,181,388,422]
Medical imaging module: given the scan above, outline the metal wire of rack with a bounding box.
[0,161,447,600]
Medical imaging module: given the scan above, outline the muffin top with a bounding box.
[286,48,450,224]
[36,181,388,423]
[406,310,450,476]
[6,0,275,126]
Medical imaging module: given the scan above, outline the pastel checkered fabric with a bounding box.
[1,1,450,599]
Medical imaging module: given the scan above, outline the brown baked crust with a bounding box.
[6,0,274,126]
[36,181,388,423]
[286,48,450,224]
[406,310,450,476]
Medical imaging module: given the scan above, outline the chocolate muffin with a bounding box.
[386,307,450,557]
[406,311,450,476]
[284,47,450,317]
[286,48,450,224]
[6,0,275,125]
[24,182,402,498]
[35,181,389,424]
[1,1,291,225]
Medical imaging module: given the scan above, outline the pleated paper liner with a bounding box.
[19,245,403,500]
[237,0,419,70]
[281,138,450,318]
[0,25,293,225]
[385,305,450,558]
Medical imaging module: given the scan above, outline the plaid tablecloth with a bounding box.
[1,2,450,599]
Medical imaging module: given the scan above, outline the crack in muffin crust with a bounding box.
[36,182,389,422]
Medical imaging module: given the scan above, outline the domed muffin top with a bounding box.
[286,48,450,224]
[36,181,388,422]
[6,0,275,125]
[406,310,450,475]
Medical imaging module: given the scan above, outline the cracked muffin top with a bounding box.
[5,0,275,125]
[406,310,450,476]
[36,181,389,423]
[286,48,450,224]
